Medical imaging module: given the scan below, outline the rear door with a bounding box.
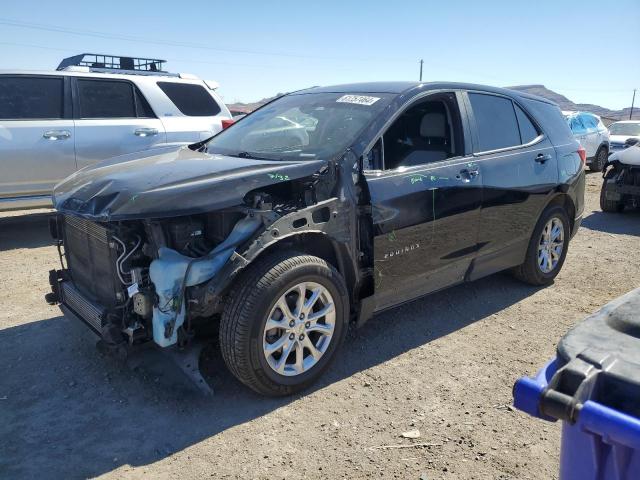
[464,91,558,279]
[365,91,482,310]
[583,114,603,156]
[569,115,591,156]
[73,78,166,170]
[0,75,76,200]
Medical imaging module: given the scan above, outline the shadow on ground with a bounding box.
[0,213,55,251]
[582,210,640,237]
[0,271,541,479]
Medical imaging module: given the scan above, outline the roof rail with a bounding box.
[56,54,179,77]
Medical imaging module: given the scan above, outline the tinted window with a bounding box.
[514,104,540,144]
[0,76,63,119]
[469,93,520,151]
[157,82,221,116]
[134,89,155,118]
[78,80,136,118]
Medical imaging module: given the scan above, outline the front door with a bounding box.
[364,92,482,311]
[72,78,166,170]
[0,75,76,200]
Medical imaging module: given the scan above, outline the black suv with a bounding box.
[47,82,585,396]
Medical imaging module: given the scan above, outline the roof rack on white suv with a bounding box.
[57,53,180,77]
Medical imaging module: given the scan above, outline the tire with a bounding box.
[219,251,349,396]
[589,146,608,172]
[512,205,570,286]
[600,178,625,213]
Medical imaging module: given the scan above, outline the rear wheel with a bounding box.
[219,252,349,396]
[512,205,570,286]
[589,146,608,172]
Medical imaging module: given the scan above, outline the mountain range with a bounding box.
[507,85,638,121]
[227,85,638,121]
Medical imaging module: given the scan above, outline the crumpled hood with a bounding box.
[53,145,327,221]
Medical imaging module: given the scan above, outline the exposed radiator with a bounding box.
[63,215,121,307]
[60,281,105,333]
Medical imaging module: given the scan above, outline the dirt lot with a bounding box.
[1,172,639,480]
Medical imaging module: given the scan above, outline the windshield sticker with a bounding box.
[336,95,380,106]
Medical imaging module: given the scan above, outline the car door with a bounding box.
[570,115,591,156]
[73,78,166,170]
[464,91,558,279]
[0,75,76,201]
[364,91,482,311]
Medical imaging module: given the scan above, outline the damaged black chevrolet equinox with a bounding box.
[47,82,585,396]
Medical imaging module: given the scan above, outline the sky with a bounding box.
[0,0,638,110]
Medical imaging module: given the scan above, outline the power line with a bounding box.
[0,17,413,64]
[0,41,364,72]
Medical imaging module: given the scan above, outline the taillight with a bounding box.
[221,119,235,130]
[577,146,586,164]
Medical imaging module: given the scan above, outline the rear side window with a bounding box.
[78,80,136,118]
[569,116,586,134]
[582,114,598,130]
[514,104,540,144]
[469,93,520,151]
[157,82,221,116]
[0,76,63,119]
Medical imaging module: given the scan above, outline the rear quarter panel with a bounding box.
[521,97,585,222]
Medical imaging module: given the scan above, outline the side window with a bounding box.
[134,89,155,118]
[157,82,222,116]
[468,93,520,151]
[0,76,64,119]
[376,93,464,170]
[514,104,540,144]
[570,116,586,134]
[583,114,598,131]
[78,79,136,118]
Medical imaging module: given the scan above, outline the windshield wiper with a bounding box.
[234,151,279,161]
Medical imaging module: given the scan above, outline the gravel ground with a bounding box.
[1,172,639,480]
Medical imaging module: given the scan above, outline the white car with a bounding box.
[563,111,610,171]
[608,120,640,155]
[0,53,233,211]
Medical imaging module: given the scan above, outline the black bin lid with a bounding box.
[553,288,640,419]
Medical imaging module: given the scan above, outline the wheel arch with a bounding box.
[544,192,576,235]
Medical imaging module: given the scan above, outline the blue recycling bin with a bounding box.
[513,288,640,480]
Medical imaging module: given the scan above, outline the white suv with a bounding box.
[0,54,232,211]
[563,111,610,171]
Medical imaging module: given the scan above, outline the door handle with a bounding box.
[43,130,71,140]
[535,153,552,164]
[134,128,158,137]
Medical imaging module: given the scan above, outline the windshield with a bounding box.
[206,92,394,160]
[609,122,640,136]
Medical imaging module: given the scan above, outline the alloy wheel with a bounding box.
[537,217,564,274]
[262,282,336,376]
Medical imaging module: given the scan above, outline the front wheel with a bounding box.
[512,205,570,286]
[589,146,608,172]
[219,252,349,396]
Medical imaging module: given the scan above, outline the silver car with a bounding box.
[563,111,610,171]
[0,54,232,211]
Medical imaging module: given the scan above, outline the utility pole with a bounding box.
[419,59,423,82]
[630,89,636,120]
